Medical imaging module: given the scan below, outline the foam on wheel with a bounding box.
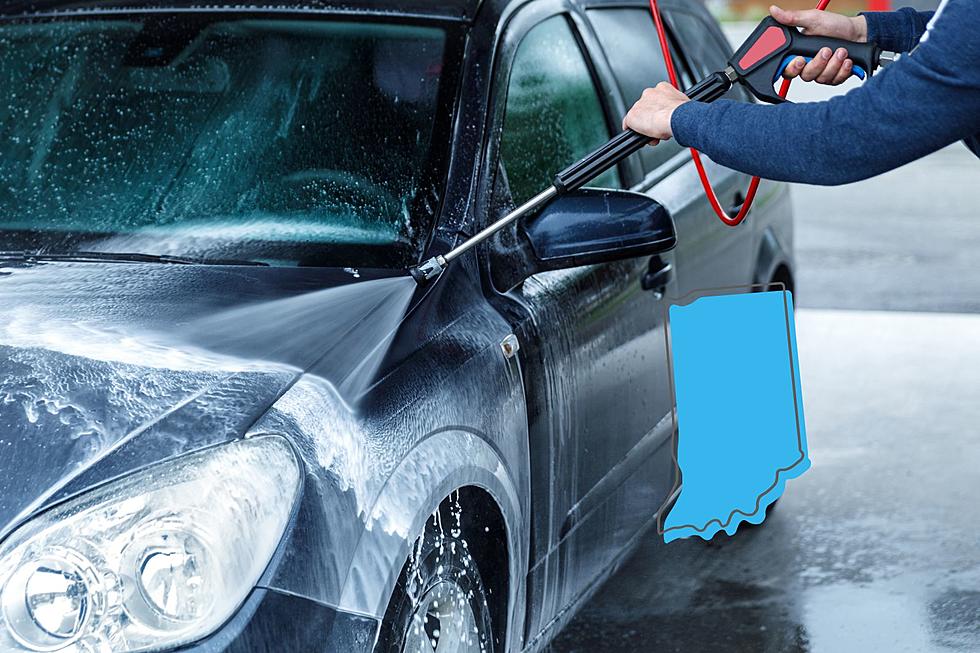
[376,497,496,653]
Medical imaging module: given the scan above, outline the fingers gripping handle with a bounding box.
[774,54,866,82]
[788,32,879,78]
[730,16,880,104]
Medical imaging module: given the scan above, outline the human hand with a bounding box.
[770,4,868,85]
[622,82,690,143]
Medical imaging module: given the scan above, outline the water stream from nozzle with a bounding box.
[181,275,419,403]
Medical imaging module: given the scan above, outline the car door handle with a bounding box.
[642,258,673,297]
[727,190,747,220]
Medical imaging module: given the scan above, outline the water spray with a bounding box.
[410,13,895,284]
[181,275,420,403]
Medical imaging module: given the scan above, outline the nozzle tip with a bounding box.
[409,255,446,285]
[409,265,429,284]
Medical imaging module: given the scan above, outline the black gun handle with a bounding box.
[790,32,880,77]
[685,70,737,103]
[553,71,733,195]
[553,129,649,194]
[730,16,880,104]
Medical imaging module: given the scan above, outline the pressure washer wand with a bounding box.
[409,71,735,283]
[410,17,893,283]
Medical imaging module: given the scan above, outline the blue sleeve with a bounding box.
[670,0,980,187]
[860,7,934,53]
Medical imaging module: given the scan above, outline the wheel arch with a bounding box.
[452,485,511,650]
[338,427,527,652]
[768,262,795,295]
[754,224,795,294]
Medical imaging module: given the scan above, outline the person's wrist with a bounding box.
[850,15,868,42]
[669,101,693,145]
[666,100,687,138]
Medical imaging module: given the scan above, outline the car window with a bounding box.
[0,17,460,268]
[499,15,620,205]
[587,8,689,176]
[668,10,751,102]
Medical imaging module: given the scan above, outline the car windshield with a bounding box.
[0,15,459,267]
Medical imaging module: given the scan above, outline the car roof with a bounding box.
[0,0,482,22]
[0,0,704,23]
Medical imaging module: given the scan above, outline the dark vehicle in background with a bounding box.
[0,0,795,651]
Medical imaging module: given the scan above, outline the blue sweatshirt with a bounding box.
[670,1,980,186]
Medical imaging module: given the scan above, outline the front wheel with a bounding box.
[376,501,495,653]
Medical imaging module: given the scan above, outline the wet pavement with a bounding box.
[792,144,980,313]
[552,27,980,652]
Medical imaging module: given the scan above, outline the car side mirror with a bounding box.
[522,187,676,272]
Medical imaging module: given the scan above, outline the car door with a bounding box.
[659,3,759,293]
[489,9,676,632]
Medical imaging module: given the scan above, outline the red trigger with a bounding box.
[738,26,788,70]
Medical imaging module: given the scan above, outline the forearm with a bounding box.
[671,0,979,185]
[671,55,979,186]
[671,98,892,186]
[861,7,935,53]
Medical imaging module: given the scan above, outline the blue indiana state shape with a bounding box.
[662,290,809,543]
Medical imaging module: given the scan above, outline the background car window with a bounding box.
[587,8,689,176]
[668,10,752,102]
[499,16,620,205]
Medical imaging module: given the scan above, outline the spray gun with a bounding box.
[410,16,897,284]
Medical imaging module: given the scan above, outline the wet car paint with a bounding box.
[249,256,530,643]
[0,1,795,652]
[0,262,303,540]
[180,590,378,652]
[0,256,531,650]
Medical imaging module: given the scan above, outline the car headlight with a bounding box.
[0,435,301,652]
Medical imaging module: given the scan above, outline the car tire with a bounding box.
[375,499,496,653]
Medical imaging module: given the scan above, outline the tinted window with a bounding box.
[588,8,688,175]
[499,16,620,204]
[0,18,457,267]
[669,10,751,102]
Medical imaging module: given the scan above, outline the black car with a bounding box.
[0,0,796,651]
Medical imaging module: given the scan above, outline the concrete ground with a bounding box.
[551,25,980,653]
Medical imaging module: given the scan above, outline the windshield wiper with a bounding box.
[0,250,268,266]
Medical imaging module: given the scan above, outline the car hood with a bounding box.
[0,260,411,540]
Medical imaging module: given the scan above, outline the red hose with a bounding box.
[647,0,832,226]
